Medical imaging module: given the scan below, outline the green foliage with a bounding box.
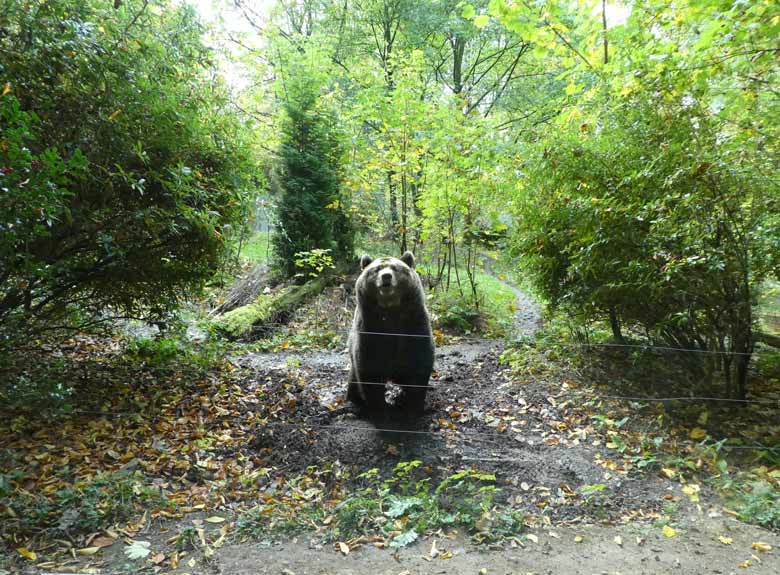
[125,333,226,375]
[237,461,524,545]
[509,7,780,397]
[0,468,171,539]
[294,248,335,279]
[272,51,354,278]
[430,269,516,336]
[0,0,256,342]
[735,488,780,531]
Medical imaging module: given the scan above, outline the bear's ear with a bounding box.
[400,251,415,269]
[360,254,373,269]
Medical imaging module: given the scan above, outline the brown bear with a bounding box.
[347,251,435,416]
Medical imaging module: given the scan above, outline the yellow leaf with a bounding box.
[661,467,676,479]
[682,484,700,502]
[1,83,11,97]
[614,535,623,546]
[574,535,584,543]
[108,109,122,121]
[16,547,37,561]
[751,542,772,552]
[689,427,707,440]
[718,536,733,545]
[739,559,752,568]
[526,533,538,543]
[338,541,349,555]
[77,547,101,555]
[663,525,676,538]
[205,516,225,523]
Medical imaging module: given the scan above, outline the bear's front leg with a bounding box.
[401,378,430,417]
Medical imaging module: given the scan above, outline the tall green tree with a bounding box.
[0,0,256,340]
[271,48,353,278]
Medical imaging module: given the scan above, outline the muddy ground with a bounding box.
[208,285,778,575]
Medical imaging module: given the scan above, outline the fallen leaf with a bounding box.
[338,541,350,555]
[662,525,676,538]
[16,547,36,561]
[91,536,116,548]
[124,540,151,560]
[739,559,752,568]
[574,535,584,543]
[76,547,101,555]
[689,427,707,440]
[108,109,122,121]
[751,542,772,552]
[718,536,733,545]
[151,552,165,564]
[429,539,438,558]
[205,516,226,523]
[614,535,623,546]
[526,534,538,544]
[682,484,700,503]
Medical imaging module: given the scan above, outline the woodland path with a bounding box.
[203,279,780,575]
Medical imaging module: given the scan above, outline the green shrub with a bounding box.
[0,0,256,343]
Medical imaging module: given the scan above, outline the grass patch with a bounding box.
[236,461,524,546]
[428,269,517,337]
[235,231,271,265]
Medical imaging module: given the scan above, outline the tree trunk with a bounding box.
[608,308,624,343]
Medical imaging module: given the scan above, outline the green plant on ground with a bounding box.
[236,461,524,546]
[126,334,226,374]
[0,469,172,540]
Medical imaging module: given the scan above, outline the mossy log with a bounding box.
[212,277,326,340]
[754,331,780,349]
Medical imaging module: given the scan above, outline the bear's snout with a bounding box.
[379,270,394,287]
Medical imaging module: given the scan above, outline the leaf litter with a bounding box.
[0,284,778,573]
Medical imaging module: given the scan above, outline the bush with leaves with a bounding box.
[512,85,780,399]
[0,0,255,342]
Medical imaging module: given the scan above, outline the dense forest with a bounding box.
[2,1,780,572]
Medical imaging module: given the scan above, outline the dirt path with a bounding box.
[216,517,780,574]
[206,281,780,575]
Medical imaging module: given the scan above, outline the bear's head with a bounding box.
[357,251,418,309]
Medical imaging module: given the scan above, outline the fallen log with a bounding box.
[211,277,327,340]
[754,331,780,349]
